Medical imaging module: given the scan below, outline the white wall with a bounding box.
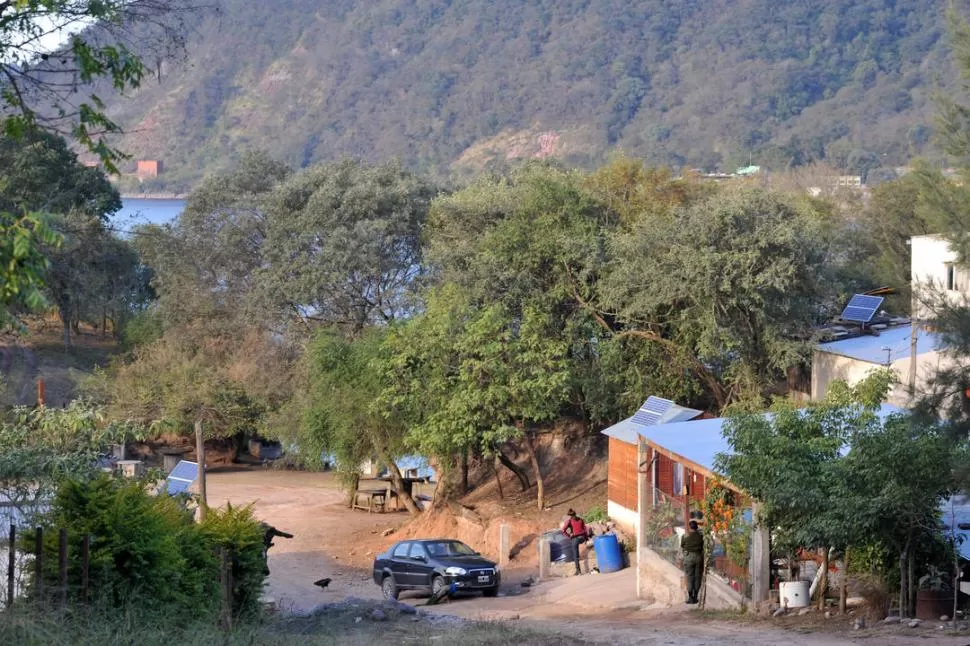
[608,500,638,537]
[811,348,949,406]
[911,234,968,319]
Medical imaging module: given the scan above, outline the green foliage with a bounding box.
[36,476,217,612]
[0,212,61,330]
[0,0,197,170]
[0,401,147,507]
[121,309,164,350]
[198,503,267,617]
[604,187,845,405]
[90,0,957,186]
[583,505,609,524]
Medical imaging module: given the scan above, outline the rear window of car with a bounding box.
[424,541,476,557]
[392,542,411,558]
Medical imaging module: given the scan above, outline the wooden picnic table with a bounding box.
[352,488,387,513]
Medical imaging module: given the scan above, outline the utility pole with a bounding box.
[195,419,207,520]
[637,435,648,600]
[909,319,918,401]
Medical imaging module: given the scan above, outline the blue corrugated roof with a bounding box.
[816,325,941,364]
[636,403,904,473]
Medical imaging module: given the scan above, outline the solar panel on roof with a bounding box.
[631,396,674,426]
[840,294,884,324]
[164,460,198,496]
[169,460,197,481]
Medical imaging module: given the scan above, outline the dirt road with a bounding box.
[206,468,970,646]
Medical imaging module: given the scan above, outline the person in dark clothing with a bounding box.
[260,522,294,576]
[561,508,590,575]
[681,520,704,604]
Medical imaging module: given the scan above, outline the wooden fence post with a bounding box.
[81,535,90,603]
[6,524,14,608]
[34,526,43,604]
[195,419,207,520]
[58,529,68,606]
[219,547,233,631]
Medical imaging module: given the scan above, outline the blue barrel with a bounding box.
[593,534,624,573]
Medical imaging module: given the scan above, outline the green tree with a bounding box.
[258,160,434,332]
[603,187,844,407]
[300,329,421,514]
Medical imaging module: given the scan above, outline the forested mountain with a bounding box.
[103,0,966,189]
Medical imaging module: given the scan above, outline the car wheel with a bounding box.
[430,575,447,597]
[482,585,499,598]
[381,575,399,600]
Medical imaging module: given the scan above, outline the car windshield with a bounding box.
[424,541,476,557]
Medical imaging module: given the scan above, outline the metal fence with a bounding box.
[640,484,752,598]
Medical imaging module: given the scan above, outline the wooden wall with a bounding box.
[607,437,638,511]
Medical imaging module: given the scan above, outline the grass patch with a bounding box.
[0,603,578,646]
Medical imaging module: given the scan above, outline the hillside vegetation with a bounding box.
[105,0,965,189]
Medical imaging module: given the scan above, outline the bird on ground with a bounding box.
[313,578,332,589]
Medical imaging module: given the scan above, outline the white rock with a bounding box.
[772,608,787,617]
[908,619,921,628]
[883,616,900,624]
[941,615,950,622]
[798,608,813,616]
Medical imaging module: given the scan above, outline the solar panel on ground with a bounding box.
[631,396,674,427]
[164,460,198,496]
[840,294,884,324]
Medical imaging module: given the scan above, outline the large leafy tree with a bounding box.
[603,187,844,407]
[258,160,434,332]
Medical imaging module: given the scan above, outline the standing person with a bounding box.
[561,508,590,575]
[681,520,704,604]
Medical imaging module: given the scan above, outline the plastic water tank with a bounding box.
[779,580,810,608]
[593,534,624,573]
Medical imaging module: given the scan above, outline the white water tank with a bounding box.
[780,581,810,608]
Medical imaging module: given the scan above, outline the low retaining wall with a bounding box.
[636,546,745,609]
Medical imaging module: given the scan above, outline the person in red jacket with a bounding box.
[561,508,590,575]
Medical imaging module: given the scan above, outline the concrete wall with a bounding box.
[636,546,744,609]
[608,500,637,536]
[812,348,949,406]
[911,234,968,319]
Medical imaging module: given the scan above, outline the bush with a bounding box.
[198,503,267,618]
[28,476,267,620]
[584,505,609,524]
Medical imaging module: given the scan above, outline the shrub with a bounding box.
[584,505,609,524]
[34,476,217,614]
[26,476,270,620]
[198,503,267,617]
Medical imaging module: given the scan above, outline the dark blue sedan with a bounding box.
[372,539,501,600]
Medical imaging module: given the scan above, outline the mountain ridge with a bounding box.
[101,0,968,189]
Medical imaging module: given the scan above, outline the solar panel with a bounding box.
[631,396,674,427]
[164,460,198,496]
[840,294,884,324]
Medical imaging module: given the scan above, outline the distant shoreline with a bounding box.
[119,193,187,200]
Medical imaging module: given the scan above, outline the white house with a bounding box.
[911,234,970,319]
[812,234,965,405]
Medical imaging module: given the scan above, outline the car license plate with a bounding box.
[477,575,490,583]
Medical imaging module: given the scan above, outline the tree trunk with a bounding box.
[371,442,421,516]
[839,548,849,614]
[497,450,530,491]
[817,547,829,611]
[907,543,915,618]
[524,431,544,511]
[899,538,909,618]
[195,419,207,521]
[493,458,504,500]
[460,448,469,494]
[347,473,360,509]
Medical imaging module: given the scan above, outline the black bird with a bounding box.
[313,577,332,590]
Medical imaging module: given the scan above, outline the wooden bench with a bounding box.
[353,488,387,513]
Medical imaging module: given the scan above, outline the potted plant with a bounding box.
[915,566,955,620]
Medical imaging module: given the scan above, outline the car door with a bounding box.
[407,542,435,589]
[389,542,413,586]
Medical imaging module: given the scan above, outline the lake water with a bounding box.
[111,197,186,229]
